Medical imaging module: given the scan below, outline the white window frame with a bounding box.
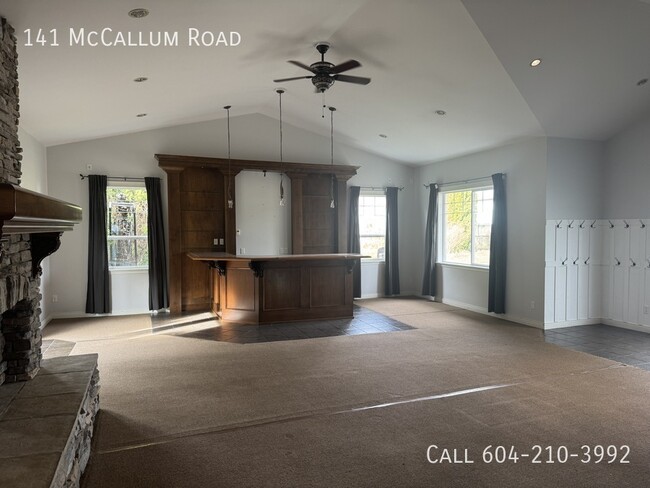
[439,184,493,269]
[359,190,386,263]
[107,183,149,271]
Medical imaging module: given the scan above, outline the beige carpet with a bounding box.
[43,298,650,487]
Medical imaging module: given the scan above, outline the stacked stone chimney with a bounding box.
[0,18,44,385]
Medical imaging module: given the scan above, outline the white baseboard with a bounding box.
[602,318,650,334]
[358,291,418,300]
[42,309,154,326]
[440,298,544,329]
[543,319,601,330]
[360,293,381,299]
[40,314,54,329]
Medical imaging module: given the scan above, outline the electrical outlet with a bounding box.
[219,238,224,245]
[530,300,535,310]
[236,229,241,235]
[86,164,92,171]
[645,305,649,315]
[239,247,245,254]
[52,294,58,303]
[213,238,219,246]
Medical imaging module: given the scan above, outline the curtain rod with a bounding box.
[80,174,145,182]
[360,186,404,191]
[423,173,505,189]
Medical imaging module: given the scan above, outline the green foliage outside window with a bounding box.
[107,187,148,268]
[443,188,492,266]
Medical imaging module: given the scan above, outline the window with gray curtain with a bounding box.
[347,186,361,298]
[384,186,400,296]
[145,177,169,311]
[488,173,507,313]
[85,175,111,313]
[422,184,438,296]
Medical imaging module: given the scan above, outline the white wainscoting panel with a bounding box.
[545,219,650,331]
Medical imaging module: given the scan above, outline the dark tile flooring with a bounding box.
[544,325,650,370]
[174,305,414,344]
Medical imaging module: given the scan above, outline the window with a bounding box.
[107,187,148,269]
[359,192,386,260]
[442,187,493,267]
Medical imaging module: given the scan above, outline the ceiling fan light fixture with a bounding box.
[435,110,446,116]
[637,78,648,87]
[128,8,149,18]
[133,77,148,83]
[379,134,388,138]
[530,58,542,67]
[136,113,147,117]
[274,43,370,93]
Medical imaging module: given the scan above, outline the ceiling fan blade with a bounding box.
[334,74,371,85]
[274,76,313,82]
[330,60,361,74]
[288,60,316,73]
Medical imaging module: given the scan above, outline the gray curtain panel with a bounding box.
[85,175,111,313]
[384,186,400,296]
[488,173,507,313]
[421,184,438,296]
[347,186,361,298]
[145,177,170,311]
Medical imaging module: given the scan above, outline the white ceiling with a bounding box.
[0,0,648,165]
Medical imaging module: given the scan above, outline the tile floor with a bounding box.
[173,305,414,344]
[544,324,650,370]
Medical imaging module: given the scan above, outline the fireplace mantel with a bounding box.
[0,183,82,277]
[0,183,82,235]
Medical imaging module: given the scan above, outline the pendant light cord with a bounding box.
[330,106,334,166]
[224,105,233,206]
[279,91,284,164]
[277,89,285,205]
[329,106,336,208]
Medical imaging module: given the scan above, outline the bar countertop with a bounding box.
[187,252,367,262]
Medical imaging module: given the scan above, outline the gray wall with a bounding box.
[19,126,51,323]
[417,137,548,326]
[235,171,291,255]
[604,113,650,219]
[46,113,418,317]
[546,137,605,220]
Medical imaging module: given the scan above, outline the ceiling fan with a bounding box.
[274,42,371,93]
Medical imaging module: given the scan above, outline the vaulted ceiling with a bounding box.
[0,0,648,164]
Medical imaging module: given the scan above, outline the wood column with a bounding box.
[288,173,304,254]
[166,169,183,313]
[336,176,349,253]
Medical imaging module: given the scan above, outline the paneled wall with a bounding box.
[180,168,225,311]
[545,219,650,328]
[158,154,357,313]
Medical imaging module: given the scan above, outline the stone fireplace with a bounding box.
[0,18,61,386]
[0,17,97,488]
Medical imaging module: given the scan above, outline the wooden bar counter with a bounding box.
[187,252,363,325]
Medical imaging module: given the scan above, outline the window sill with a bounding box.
[439,262,489,272]
[109,267,148,274]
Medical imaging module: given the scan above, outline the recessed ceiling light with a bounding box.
[530,58,542,67]
[136,113,147,117]
[435,110,446,116]
[638,78,648,86]
[379,134,388,138]
[128,8,149,18]
[133,77,148,83]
